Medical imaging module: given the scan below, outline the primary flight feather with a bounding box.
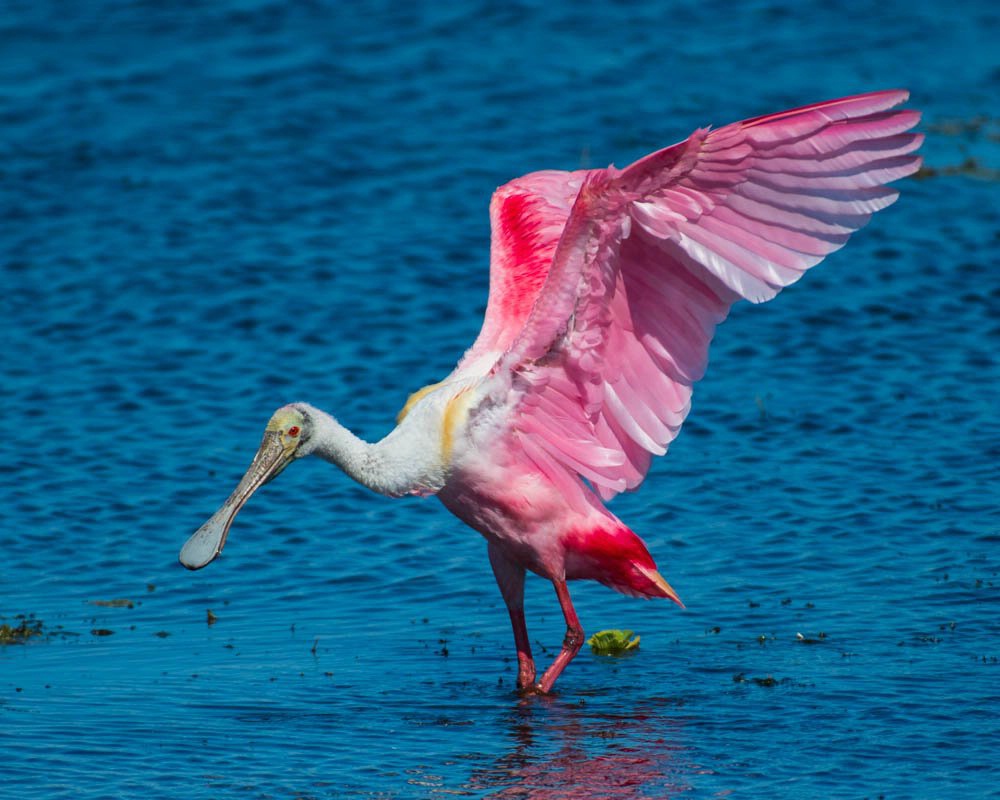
[180,90,922,693]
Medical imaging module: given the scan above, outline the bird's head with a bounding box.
[265,404,313,457]
[178,403,314,570]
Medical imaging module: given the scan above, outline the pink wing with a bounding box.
[473,90,922,505]
[458,170,586,368]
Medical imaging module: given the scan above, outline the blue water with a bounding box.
[2,1,998,797]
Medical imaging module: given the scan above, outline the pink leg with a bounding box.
[508,604,536,690]
[488,543,535,690]
[536,580,584,694]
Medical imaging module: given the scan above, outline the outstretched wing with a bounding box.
[473,89,922,506]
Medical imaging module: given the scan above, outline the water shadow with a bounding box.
[465,691,705,798]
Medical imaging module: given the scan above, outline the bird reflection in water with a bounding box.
[464,696,703,798]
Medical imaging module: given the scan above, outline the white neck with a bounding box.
[300,404,446,497]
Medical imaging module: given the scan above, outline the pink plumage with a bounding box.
[441,89,921,691]
[182,90,922,695]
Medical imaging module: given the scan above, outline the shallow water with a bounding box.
[1,1,998,798]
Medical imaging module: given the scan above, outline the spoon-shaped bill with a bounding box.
[179,431,293,570]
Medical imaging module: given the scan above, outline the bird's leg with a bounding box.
[536,580,584,694]
[508,604,536,691]
[487,543,535,690]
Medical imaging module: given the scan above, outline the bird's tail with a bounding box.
[568,521,684,606]
[633,563,685,607]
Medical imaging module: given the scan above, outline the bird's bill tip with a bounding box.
[179,430,294,570]
[179,509,231,570]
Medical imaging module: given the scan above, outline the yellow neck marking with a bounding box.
[396,381,445,424]
[440,388,471,463]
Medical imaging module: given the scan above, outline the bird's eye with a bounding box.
[287,426,300,437]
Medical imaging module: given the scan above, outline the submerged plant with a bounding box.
[587,629,640,655]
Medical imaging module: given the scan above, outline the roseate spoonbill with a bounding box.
[181,90,922,693]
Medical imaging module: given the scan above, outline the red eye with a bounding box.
[287,426,300,437]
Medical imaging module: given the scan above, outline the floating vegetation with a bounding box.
[587,629,640,655]
[0,615,45,645]
[912,116,1000,181]
[89,598,134,609]
[925,115,999,139]
[916,158,1000,181]
[733,672,788,688]
[1,614,77,644]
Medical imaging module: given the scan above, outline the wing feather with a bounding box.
[461,90,921,502]
[456,170,584,370]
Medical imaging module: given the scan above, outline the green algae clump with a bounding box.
[587,629,640,655]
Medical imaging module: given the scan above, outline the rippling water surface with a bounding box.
[1,1,998,798]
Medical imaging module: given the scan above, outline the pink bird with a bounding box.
[181,90,922,693]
